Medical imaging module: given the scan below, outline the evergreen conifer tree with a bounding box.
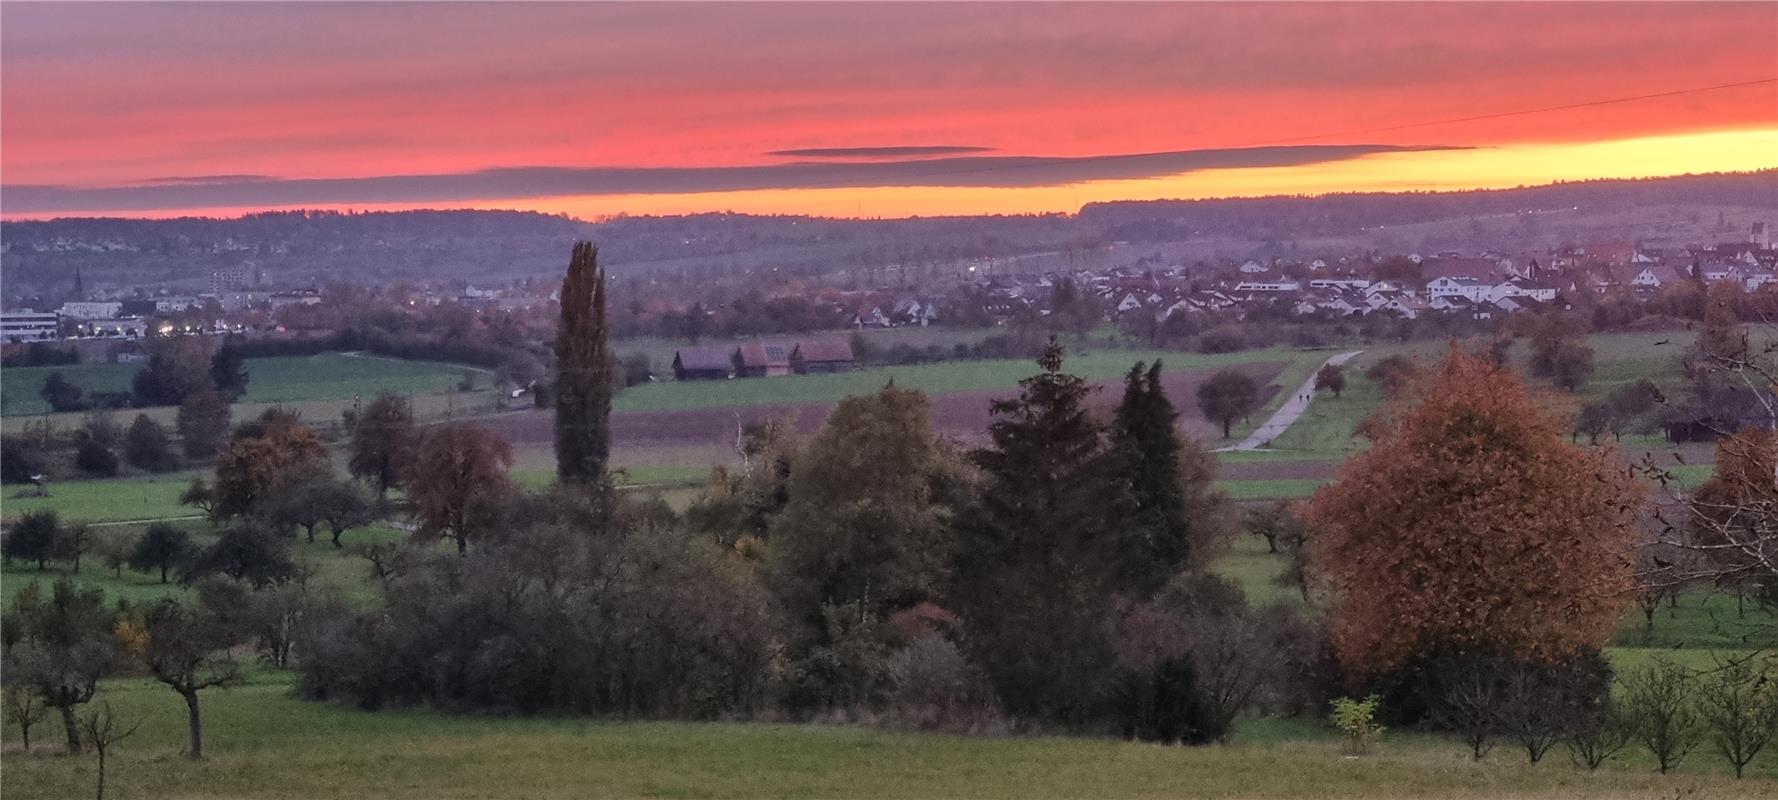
[1111,360,1196,589]
[954,338,1129,724]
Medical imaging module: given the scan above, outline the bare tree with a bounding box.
[3,685,48,752]
[1641,317,1778,608]
[80,702,140,800]
[1182,613,1267,744]
[1697,657,1778,778]
[1497,668,1569,764]
[1566,698,1632,770]
[1621,661,1704,774]
[1436,667,1502,761]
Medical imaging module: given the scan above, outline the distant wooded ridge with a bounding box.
[2,171,1772,293]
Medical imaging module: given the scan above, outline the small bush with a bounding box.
[75,440,120,478]
[885,633,998,732]
[1196,325,1249,354]
[1331,695,1385,754]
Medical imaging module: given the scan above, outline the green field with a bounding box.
[612,326,1005,373]
[1215,478,1326,501]
[9,671,1778,799]
[1,523,408,609]
[612,345,1321,414]
[10,329,1777,798]
[8,529,1778,798]
[3,353,483,417]
[2,470,205,524]
[1262,330,1698,462]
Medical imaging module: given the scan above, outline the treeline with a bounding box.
[220,326,529,370]
[1082,170,1778,240]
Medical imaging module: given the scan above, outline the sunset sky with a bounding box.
[2,2,1774,220]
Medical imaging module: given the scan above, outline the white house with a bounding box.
[58,301,121,320]
[1233,279,1301,293]
[1425,277,1491,303]
[1239,259,1269,274]
[1631,265,1683,288]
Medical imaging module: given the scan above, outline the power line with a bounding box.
[788,77,1778,191]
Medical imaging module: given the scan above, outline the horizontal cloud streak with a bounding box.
[138,174,279,185]
[2,144,1461,214]
[767,146,995,159]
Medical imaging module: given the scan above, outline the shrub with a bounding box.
[1621,661,1703,774]
[297,500,777,719]
[1196,325,1248,354]
[1697,658,1778,778]
[1331,695,1385,754]
[885,634,997,731]
[1364,646,1612,731]
[3,509,61,570]
[1,435,48,484]
[75,440,120,478]
[1566,697,1632,770]
[1114,658,1216,744]
[124,414,180,472]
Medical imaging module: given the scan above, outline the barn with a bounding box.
[733,342,792,377]
[791,340,856,374]
[672,347,734,380]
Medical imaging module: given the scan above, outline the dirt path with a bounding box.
[1216,351,1363,452]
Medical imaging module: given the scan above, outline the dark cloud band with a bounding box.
[2,144,1462,214]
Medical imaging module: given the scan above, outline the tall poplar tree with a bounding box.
[555,241,613,484]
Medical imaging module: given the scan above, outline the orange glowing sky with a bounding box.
[2,2,1775,220]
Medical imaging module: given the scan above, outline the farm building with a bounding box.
[733,342,792,377]
[791,340,855,374]
[672,347,733,380]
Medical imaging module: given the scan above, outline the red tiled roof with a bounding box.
[793,340,854,363]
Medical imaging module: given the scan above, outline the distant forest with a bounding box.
[2,171,1773,298]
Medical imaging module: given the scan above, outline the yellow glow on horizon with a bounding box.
[11,128,1773,221]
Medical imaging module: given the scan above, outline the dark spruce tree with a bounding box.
[554,241,614,484]
[1111,360,1193,590]
[953,338,1131,726]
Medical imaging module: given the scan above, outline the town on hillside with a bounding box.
[5,223,1774,367]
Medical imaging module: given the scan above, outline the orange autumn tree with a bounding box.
[1303,347,1642,676]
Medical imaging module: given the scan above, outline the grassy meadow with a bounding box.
[9,327,1778,798]
[1261,330,1699,462]
[3,353,482,417]
[9,673,1778,800]
[611,344,1321,414]
[7,527,1778,798]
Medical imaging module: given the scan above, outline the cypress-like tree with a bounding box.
[1110,360,1196,589]
[554,241,613,484]
[953,338,1130,725]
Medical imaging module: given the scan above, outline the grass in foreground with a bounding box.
[7,671,1778,799]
